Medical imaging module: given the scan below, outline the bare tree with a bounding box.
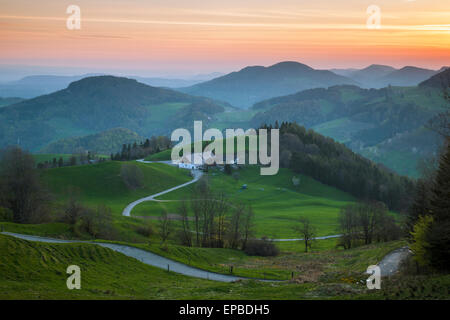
[338,205,358,249]
[242,204,255,250]
[294,217,316,252]
[0,146,51,223]
[179,200,192,247]
[159,210,173,244]
[228,203,245,249]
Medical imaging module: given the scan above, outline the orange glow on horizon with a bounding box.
[0,0,449,73]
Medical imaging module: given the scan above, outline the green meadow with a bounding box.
[132,166,355,238]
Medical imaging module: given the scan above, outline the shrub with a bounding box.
[244,238,279,257]
[0,207,13,222]
[135,224,154,238]
[74,205,117,240]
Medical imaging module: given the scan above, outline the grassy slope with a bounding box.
[38,161,192,242]
[3,234,428,300]
[41,161,191,214]
[132,166,355,238]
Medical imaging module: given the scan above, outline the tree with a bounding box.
[410,215,433,268]
[159,210,173,244]
[241,205,255,250]
[0,147,50,223]
[179,200,192,247]
[338,204,358,249]
[294,217,316,252]
[228,203,245,249]
[427,139,450,271]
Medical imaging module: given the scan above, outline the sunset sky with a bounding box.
[0,0,449,77]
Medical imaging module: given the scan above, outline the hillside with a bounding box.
[132,165,355,238]
[0,74,219,99]
[419,68,450,89]
[0,76,225,151]
[180,61,356,109]
[41,161,192,216]
[251,85,447,177]
[0,97,24,108]
[40,128,143,155]
[3,233,433,300]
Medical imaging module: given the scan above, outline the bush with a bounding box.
[120,163,144,190]
[74,205,117,240]
[135,224,154,238]
[0,207,13,222]
[244,238,279,257]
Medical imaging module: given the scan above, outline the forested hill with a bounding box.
[419,68,450,89]
[252,83,447,177]
[40,128,143,155]
[0,76,225,151]
[272,122,415,211]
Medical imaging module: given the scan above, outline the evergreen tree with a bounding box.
[427,140,450,271]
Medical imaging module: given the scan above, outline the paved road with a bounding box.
[136,159,174,166]
[377,246,411,277]
[122,166,203,217]
[270,235,342,242]
[1,232,250,282]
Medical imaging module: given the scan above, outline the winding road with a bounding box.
[1,231,410,281]
[122,163,203,217]
[1,231,250,282]
[377,246,411,277]
[0,161,408,282]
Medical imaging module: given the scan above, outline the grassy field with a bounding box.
[2,233,429,300]
[132,166,356,238]
[41,161,191,215]
[37,161,193,241]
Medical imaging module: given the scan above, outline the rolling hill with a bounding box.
[0,73,224,99]
[180,61,357,109]
[251,81,448,177]
[0,76,226,151]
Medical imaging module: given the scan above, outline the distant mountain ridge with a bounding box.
[180,61,358,108]
[334,64,441,88]
[0,73,223,99]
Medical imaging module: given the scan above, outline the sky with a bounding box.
[0,0,449,78]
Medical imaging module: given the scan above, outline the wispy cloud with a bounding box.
[1,14,448,32]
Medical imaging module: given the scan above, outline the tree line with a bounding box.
[111,136,171,161]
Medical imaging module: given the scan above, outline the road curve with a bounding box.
[122,165,203,217]
[0,232,254,282]
[377,246,411,277]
